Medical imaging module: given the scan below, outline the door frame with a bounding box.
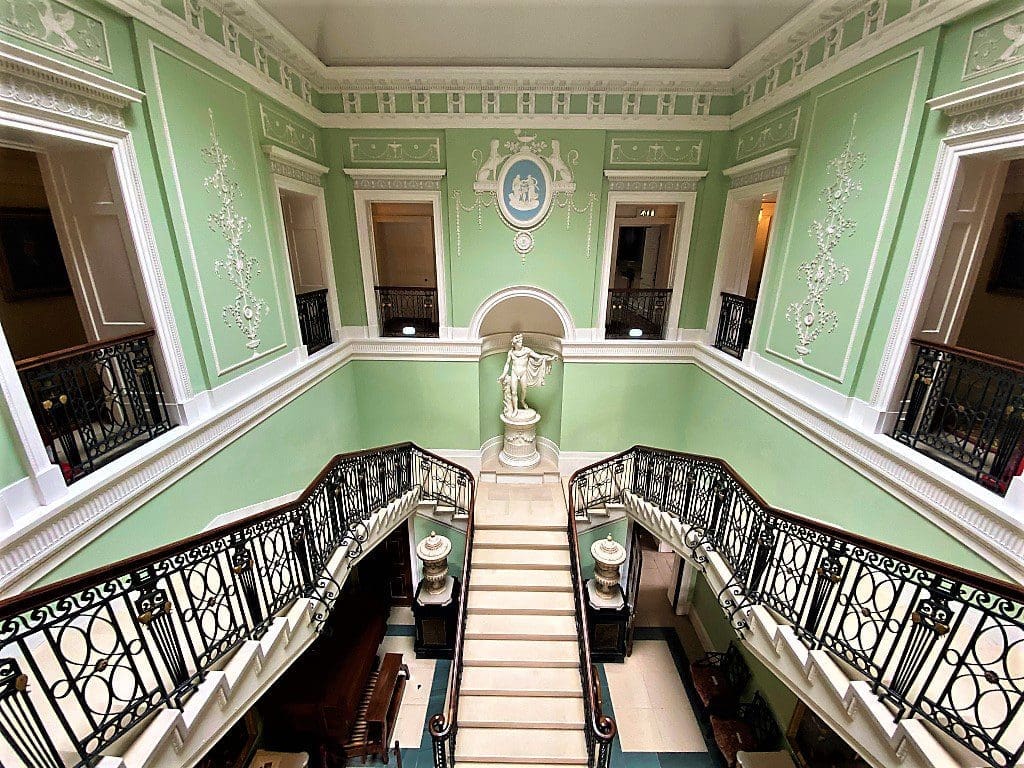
[267,156,343,354]
[0,46,195,510]
[596,177,701,339]
[348,170,450,338]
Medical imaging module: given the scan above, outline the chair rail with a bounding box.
[0,443,474,768]
[569,445,1024,768]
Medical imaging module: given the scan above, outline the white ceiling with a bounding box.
[255,0,808,69]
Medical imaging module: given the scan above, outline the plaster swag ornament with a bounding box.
[498,333,558,468]
[785,115,864,357]
[202,110,270,351]
[452,130,597,264]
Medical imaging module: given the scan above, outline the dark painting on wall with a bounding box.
[0,208,73,301]
[989,212,1024,296]
[787,701,869,768]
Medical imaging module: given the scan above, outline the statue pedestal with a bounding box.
[499,410,541,468]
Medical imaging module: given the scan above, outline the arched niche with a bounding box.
[473,286,569,463]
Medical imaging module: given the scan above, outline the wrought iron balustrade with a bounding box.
[295,288,333,354]
[566,493,617,768]
[16,330,173,484]
[713,292,756,359]
[569,446,1024,768]
[0,443,474,768]
[891,339,1024,496]
[605,288,672,340]
[375,286,439,337]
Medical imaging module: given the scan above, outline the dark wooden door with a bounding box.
[384,521,414,605]
[624,523,644,656]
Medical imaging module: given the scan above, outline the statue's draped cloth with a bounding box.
[519,352,553,388]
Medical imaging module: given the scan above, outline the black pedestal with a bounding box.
[586,582,629,663]
[413,579,460,659]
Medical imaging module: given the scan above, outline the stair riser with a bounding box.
[457,720,585,731]
[456,758,587,766]
[467,606,575,616]
[473,542,569,551]
[466,630,577,641]
[475,523,565,532]
[460,688,582,698]
[463,659,578,669]
[470,584,572,593]
[471,561,569,571]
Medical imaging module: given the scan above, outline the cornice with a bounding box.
[343,167,447,191]
[929,70,1024,115]
[604,169,708,193]
[262,144,329,186]
[723,148,798,188]
[0,40,142,106]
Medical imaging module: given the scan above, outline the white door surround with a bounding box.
[345,169,449,338]
[0,42,196,515]
[597,171,704,339]
[265,147,342,354]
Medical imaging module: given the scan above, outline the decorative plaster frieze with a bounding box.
[963,7,1024,81]
[344,167,447,191]
[607,136,703,167]
[603,169,707,193]
[258,103,317,159]
[263,144,329,187]
[0,40,140,130]
[735,106,800,162]
[929,72,1024,139]
[348,135,441,165]
[723,148,798,189]
[0,0,111,71]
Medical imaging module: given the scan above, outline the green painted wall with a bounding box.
[45,364,362,583]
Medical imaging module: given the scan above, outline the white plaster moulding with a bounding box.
[927,70,1024,116]
[320,113,733,131]
[261,143,329,177]
[721,148,799,180]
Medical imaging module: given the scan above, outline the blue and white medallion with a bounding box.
[497,153,552,230]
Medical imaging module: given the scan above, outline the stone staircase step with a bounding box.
[463,639,579,667]
[474,529,569,550]
[466,613,577,640]
[470,568,572,592]
[455,727,588,764]
[458,695,585,729]
[460,666,583,698]
[467,590,576,616]
[473,547,571,570]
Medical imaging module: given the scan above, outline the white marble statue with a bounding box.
[498,333,558,421]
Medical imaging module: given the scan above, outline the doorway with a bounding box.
[710,189,777,359]
[370,202,440,338]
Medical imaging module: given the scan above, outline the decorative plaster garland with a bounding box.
[202,110,270,350]
[785,115,863,357]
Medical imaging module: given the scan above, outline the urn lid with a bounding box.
[591,534,626,567]
[416,531,452,562]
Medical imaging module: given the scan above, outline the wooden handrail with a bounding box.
[569,445,1024,604]
[0,441,462,616]
[15,329,157,372]
[910,337,1024,375]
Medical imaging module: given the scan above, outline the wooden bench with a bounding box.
[709,693,781,768]
[344,652,409,763]
[690,642,751,714]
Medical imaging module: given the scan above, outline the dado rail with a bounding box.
[569,446,1024,768]
[0,443,474,768]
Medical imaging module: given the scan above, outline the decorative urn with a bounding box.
[590,535,627,599]
[416,531,452,595]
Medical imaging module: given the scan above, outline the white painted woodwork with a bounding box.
[42,149,149,342]
[279,189,328,292]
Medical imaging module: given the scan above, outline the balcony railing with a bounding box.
[295,288,333,354]
[891,340,1024,496]
[0,443,474,768]
[713,292,756,359]
[605,288,671,339]
[16,330,173,484]
[375,286,439,337]
[570,446,1024,768]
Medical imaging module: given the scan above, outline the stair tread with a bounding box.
[468,591,575,615]
[473,548,571,569]
[463,638,579,667]
[459,696,585,728]
[475,529,569,549]
[455,727,588,763]
[470,568,572,591]
[466,613,577,639]
[460,666,583,697]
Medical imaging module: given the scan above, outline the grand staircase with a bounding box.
[455,482,588,766]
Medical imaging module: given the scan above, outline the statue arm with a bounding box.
[498,352,511,380]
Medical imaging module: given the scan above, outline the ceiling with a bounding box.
[255,0,808,70]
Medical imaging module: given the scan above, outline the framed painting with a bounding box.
[0,208,72,301]
[988,212,1024,296]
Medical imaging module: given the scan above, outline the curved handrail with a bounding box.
[565,493,617,766]
[570,445,1024,768]
[426,474,475,767]
[0,442,474,768]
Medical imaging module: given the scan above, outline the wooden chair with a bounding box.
[690,642,751,714]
